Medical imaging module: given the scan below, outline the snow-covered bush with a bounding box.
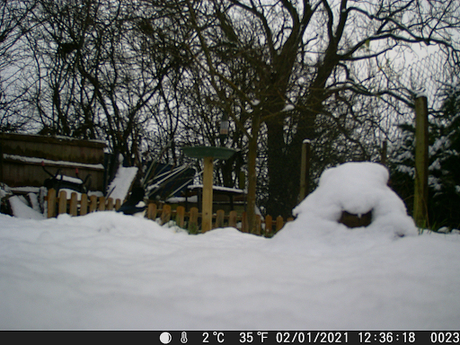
[273,162,417,251]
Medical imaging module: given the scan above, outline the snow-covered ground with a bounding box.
[1,162,460,330]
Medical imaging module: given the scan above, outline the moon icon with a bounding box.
[160,332,172,344]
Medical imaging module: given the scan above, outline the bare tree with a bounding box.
[0,0,37,131]
[179,0,460,232]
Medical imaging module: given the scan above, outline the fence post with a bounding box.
[176,206,185,228]
[147,203,157,220]
[69,192,78,216]
[265,215,273,236]
[228,210,237,228]
[58,190,67,215]
[47,188,56,218]
[106,197,114,211]
[414,95,429,228]
[98,196,106,211]
[241,212,248,232]
[215,209,225,229]
[276,215,284,232]
[188,207,199,234]
[115,199,121,211]
[89,195,98,212]
[80,194,88,216]
[255,214,261,235]
[161,204,171,225]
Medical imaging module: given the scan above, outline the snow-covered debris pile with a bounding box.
[274,162,417,248]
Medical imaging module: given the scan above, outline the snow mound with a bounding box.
[273,162,417,252]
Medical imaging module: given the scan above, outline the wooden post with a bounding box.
[47,188,56,218]
[58,190,67,215]
[276,215,284,232]
[161,204,171,225]
[89,195,98,212]
[98,196,106,211]
[147,203,157,220]
[69,192,78,216]
[255,214,261,235]
[265,214,273,236]
[215,209,225,229]
[106,197,114,211]
[414,96,429,228]
[241,211,248,232]
[228,210,237,228]
[299,139,311,202]
[80,194,88,216]
[176,206,185,228]
[188,207,199,234]
[202,156,214,232]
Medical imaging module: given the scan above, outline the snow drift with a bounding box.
[1,162,460,330]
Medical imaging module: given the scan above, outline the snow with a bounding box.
[3,154,104,170]
[1,162,460,330]
[106,165,138,201]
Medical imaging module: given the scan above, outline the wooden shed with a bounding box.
[0,133,106,191]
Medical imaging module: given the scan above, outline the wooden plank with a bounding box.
[276,215,284,232]
[89,195,98,212]
[228,210,237,228]
[115,199,121,211]
[98,196,106,211]
[161,204,171,225]
[176,206,185,228]
[47,188,56,218]
[69,192,78,216]
[265,214,273,236]
[255,214,261,235]
[188,207,199,234]
[147,203,157,220]
[58,190,67,215]
[241,212,248,233]
[80,193,88,216]
[106,197,114,211]
[215,209,225,229]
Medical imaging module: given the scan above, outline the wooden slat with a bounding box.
[161,204,171,225]
[47,188,56,218]
[98,196,106,211]
[89,195,98,212]
[176,206,185,228]
[276,215,284,232]
[265,215,273,235]
[228,210,237,228]
[58,190,67,215]
[106,197,114,211]
[188,207,199,234]
[215,209,225,229]
[80,193,88,216]
[69,192,78,216]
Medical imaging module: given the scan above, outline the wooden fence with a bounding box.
[46,188,292,236]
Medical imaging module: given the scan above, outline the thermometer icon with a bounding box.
[181,331,188,343]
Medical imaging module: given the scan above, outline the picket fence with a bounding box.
[46,188,292,236]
